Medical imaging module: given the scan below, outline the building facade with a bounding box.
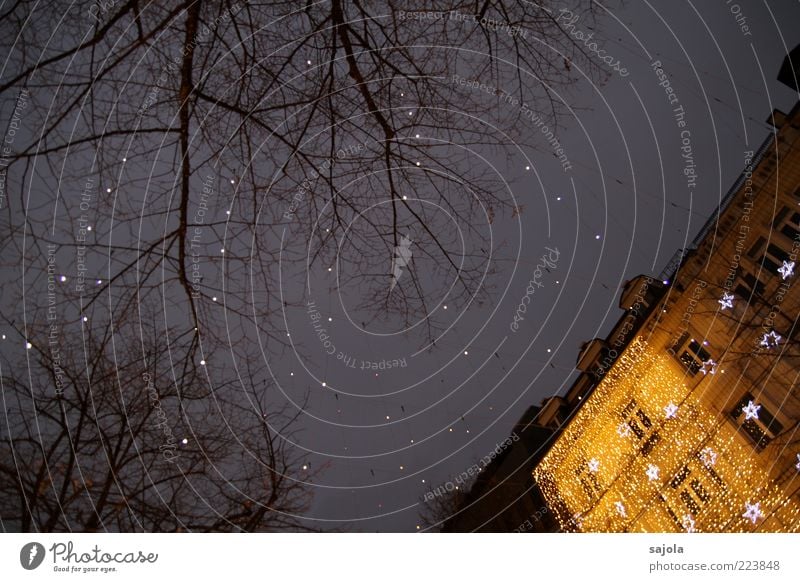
[532,80,800,531]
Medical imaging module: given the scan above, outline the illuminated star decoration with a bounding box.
[700,359,717,375]
[682,514,696,533]
[742,501,764,524]
[570,513,584,529]
[664,402,679,419]
[699,447,718,468]
[760,330,781,349]
[718,292,734,310]
[614,501,627,518]
[778,260,795,280]
[617,422,632,438]
[587,458,600,473]
[646,464,660,481]
[743,400,761,421]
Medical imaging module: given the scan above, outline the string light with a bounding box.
[532,338,800,533]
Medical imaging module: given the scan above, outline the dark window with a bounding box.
[678,339,710,376]
[781,222,800,240]
[730,393,783,450]
[641,432,660,457]
[670,465,690,489]
[771,206,790,228]
[767,243,790,263]
[748,236,765,258]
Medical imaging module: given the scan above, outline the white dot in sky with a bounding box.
[525,165,530,170]
[595,234,601,240]
[60,275,66,282]
[83,317,88,322]
[26,342,32,349]
[322,382,326,387]
[200,360,206,366]
[181,438,188,445]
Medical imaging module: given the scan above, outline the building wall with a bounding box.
[533,104,800,532]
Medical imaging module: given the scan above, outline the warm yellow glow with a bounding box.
[533,337,800,532]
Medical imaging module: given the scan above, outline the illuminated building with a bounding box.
[532,51,800,532]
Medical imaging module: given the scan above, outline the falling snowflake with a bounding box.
[699,447,718,468]
[718,292,734,310]
[664,402,679,419]
[646,464,660,481]
[700,359,718,375]
[617,422,632,438]
[760,330,781,349]
[614,501,627,518]
[743,400,761,421]
[778,260,795,280]
[742,501,764,524]
[587,458,600,473]
[681,514,696,533]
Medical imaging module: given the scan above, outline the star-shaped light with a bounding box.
[664,402,679,419]
[570,512,584,529]
[700,359,717,375]
[699,447,718,468]
[743,400,761,421]
[742,501,764,524]
[760,330,781,349]
[682,514,696,533]
[778,260,795,280]
[718,292,734,310]
[617,422,631,438]
[615,501,627,518]
[587,458,600,473]
[646,464,660,481]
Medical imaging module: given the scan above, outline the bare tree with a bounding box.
[0,0,605,530]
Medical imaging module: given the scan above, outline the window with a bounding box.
[779,211,800,241]
[730,393,784,450]
[676,338,711,376]
[762,243,790,274]
[734,271,765,300]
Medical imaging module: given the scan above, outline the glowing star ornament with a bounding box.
[646,464,660,481]
[682,514,696,533]
[760,330,781,349]
[699,447,718,468]
[616,422,632,438]
[664,402,679,419]
[743,400,761,421]
[742,501,764,524]
[614,501,627,518]
[718,292,734,310]
[587,458,600,473]
[700,359,717,375]
[778,260,795,280]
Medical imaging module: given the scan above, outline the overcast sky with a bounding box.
[290,1,800,532]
